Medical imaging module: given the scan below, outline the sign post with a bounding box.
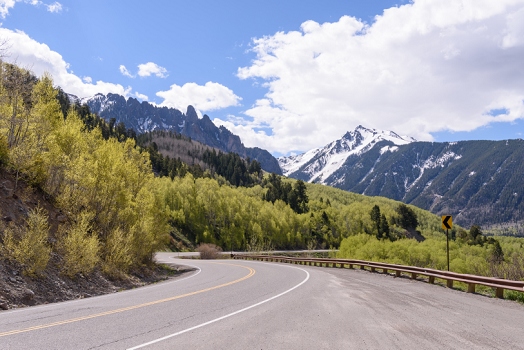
[442,215,452,271]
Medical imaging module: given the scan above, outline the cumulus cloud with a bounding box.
[134,91,148,101]
[156,81,241,114]
[137,62,168,78]
[1,28,131,98]
[213,115,278,152]
[237,0,524,154]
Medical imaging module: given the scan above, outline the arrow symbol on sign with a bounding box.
[442,216,452,229]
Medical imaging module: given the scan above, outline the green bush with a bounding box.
[59,212,100,278]
[102,227,133,275]
[4,206,51,276]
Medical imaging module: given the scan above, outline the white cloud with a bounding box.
[0,0,16,18]
[46,1,61,13]
[119,64,134,78]
[0,1,63,18]
[134,91,148,101]
[156,81,241,114]
[1,28,131,98]
[237,0,524,154]
[137,62,168,78]
[213,115,278,152]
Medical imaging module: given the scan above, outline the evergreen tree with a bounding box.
[489,240,504,263]
[380,214,390,240]
[370,205,381,238]
[291,180,309,214]
[396,204,418,230]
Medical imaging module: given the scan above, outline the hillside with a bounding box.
[280,126,524,232]
[138,130,218,171]
[0,167,187,310]
[0,63,178,310]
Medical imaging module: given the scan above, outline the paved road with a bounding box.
[1,253,523,349]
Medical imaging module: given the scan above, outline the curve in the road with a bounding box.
[4,255,522,350]
[128,264,309,349]
[0,262,255,338]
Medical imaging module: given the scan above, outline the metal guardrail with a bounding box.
[233,254,524,299]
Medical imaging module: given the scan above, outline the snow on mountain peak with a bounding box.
[278,125,416,184]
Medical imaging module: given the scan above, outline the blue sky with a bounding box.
[2,0,524,156]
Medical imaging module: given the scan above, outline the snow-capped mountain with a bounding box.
[279,125,416,184]
[280,126,524,229]
[73,93,282,174]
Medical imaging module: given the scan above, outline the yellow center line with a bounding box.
[0,262,255,338]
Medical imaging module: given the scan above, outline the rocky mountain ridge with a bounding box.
[72,93,282,174]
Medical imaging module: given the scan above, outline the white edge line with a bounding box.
[1,258,201,315]
[127,264,310,350]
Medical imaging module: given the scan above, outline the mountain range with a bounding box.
[279,126,524,229]
[74,93,523,230]
[71,93,282,174]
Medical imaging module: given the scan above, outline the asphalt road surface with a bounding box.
[1,253,523,349]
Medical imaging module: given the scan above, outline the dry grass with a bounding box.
[196,243,222,259]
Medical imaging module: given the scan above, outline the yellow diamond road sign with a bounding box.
[442,215,452,230]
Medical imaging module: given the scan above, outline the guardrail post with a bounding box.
[446,279,454,288]
[395,270,401,277]
[360,265,365,270]
[467,283,475,293]
[429,276,435,284]
[411,272,417,280]
[495,288,504,299]
[370,266,376,272]
[349,264,353,269]
[382,268,388,274]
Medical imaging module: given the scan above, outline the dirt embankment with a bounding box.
[0,169,191,311]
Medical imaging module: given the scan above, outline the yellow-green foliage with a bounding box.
[158,174,308,250]
[0,63,170,276]
[337,233,524,278]
[58,212,100,278]
[103,227,133,275]
[4,207,51,276]
[155,169,452,251]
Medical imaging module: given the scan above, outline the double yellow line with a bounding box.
[0,262,255,338]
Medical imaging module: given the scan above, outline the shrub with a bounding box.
[58,212,100,278]
[4,206,51,276]
[102,227,133,275]
[196,243,222,259]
